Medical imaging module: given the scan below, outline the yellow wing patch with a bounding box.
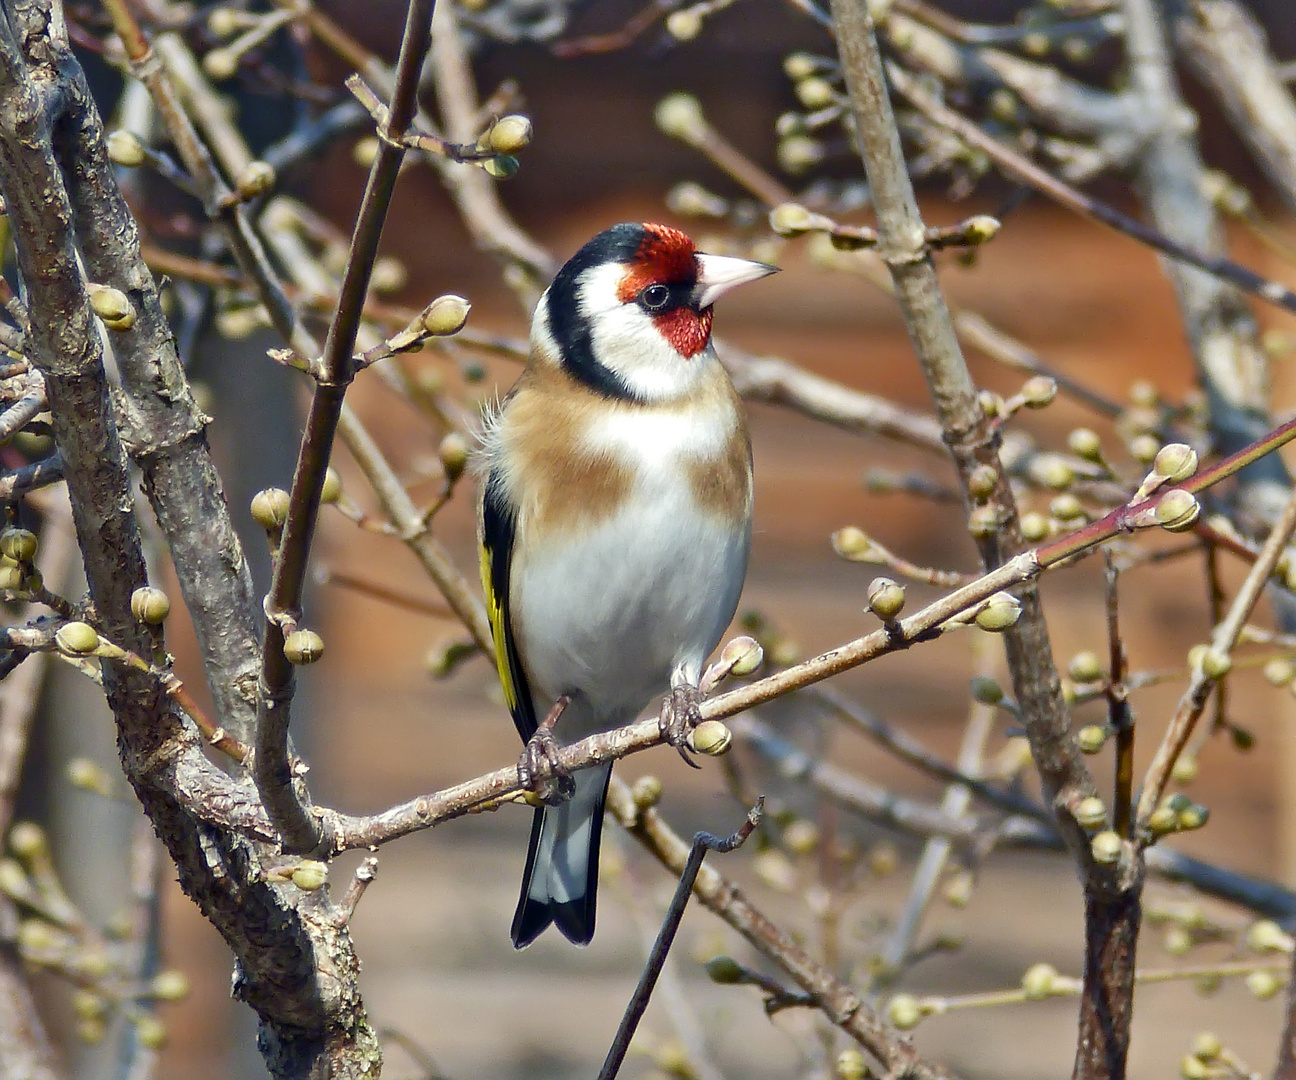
[479,536,518,715]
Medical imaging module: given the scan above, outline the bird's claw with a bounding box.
[659,685,704,769]
[518,727,574,805]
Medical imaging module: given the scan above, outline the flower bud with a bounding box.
[1077,725,1108,753]
[969,676,1003,705]
[704,954,743,983]
[689,719,732,756]
[1021,376,1057,408]
[1180,1055,1209,1080]
[1074,796,1106,829]
[655,93,705,140]
[0,858,27,899]
[886,993,922,1030]
[150,970,190,1002]
[1129,433,1160,463]
[662,6,701,38]
[783,53,820,80]
[967,504,1000,538]
[1154,443,1198,484]
[353,136,379,168]
[1154,489,1200,532]
[67,757,113,795]
[836,1048,867,1080]
[776,136,824,174]
[72,990,108,1021]
[0,528,37,563]
[1130,380,1159,408]
[439,432,471,482]
[1177,803,1209,830]
[106,129,147,167]
[941,869,973,907]
[131,586,171,625]
[668,182,727,218]
[370,257,407,295]
[250,487,291,529]
[1246,919,1294,954]
[1199,649,1231,679]
[1190,1033,1222,1063]
[283,629,324,666]
[202,47,239,81]
[320,468,343,505]
[961,215,1000,245]
[488,115,533,154]
[235,161,276,201]
[769,202,815,236]
[55,621,100,656]
[867,577,905,621]
[752,850,797,892]
[88,284,135,330]
[1021,962,1058,1000]
[1020,512,1050,543]
[206,7,240,37]
[967,464,998,500]
[8,821,46,859]
[422,294,471,337]
[135,1016,168,1050]
[1068,428,1103,461]
[1246,970,1282,1000]
[794,76,836,110]
[291,859,328,891]
[1171,755,1198,784]
[1146,806,1178,835]
[720,635,763,676]
[1034,455,1074,491]
[1050,494,1084,522]
[831,526,873,559]
[975,592,1021,632]
[1264,659,1295,686]
[482,154,519,179]
[1067,650,1103,683]
[783,819,819,855]
[631,775,663,809]
[1090,830,1122,864]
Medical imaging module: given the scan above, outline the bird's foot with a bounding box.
[659,684,704,770]
[518,694,575,805]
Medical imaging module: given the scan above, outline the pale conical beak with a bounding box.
[693,253,779,309]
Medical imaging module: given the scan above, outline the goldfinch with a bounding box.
[478,221,776,948]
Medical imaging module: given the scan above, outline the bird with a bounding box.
[476,222,777,948]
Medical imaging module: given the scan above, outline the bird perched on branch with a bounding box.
[477,222,777,947]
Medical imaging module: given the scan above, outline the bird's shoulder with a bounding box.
[483,354,750,535]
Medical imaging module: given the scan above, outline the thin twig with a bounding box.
[597,801,761,1080]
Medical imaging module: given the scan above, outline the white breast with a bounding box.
[511,408,750,739]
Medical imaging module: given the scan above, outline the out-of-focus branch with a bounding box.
[1169,0,1296,216]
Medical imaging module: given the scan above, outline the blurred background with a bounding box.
[15,0,1296,1077]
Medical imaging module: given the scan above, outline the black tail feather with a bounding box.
[510,767,611,948]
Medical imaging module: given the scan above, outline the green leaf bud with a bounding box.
[487,115,533,154]
[1154,489,1201,532]
[1090,830,1122,864]
[283,629,324,665]
[250,488,291,529]
[55,621,101,656]
[1021,962,1059,1000]
[131,586,171,625]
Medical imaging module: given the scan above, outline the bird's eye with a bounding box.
[640,284,672,312]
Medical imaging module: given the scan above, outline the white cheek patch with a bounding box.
[577,264,711,403]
